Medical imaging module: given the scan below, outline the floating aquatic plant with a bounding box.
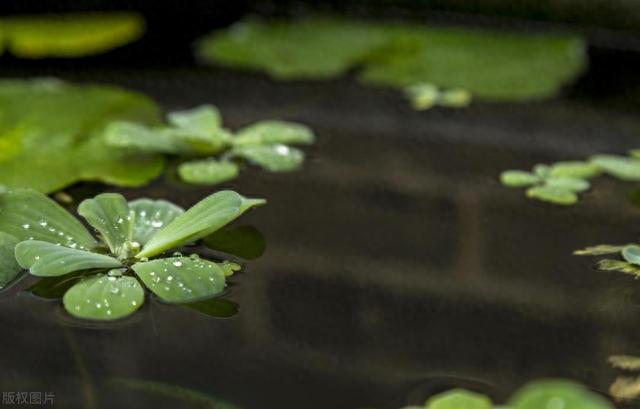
[500,161,600,205]
[196,16,586,105]
[104,104,314,185]
[0,188,265,320]
[0,12,144,58]
[574,243,640,277]
[403,83,471,110]
[500,150,640,205]
[412,380,613,409]
[0,78,163,193]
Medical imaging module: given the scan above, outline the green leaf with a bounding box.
[132,256,226,303]
[196,18,390,80]
[425,389,492,409]
[573,244,627,256]
[28,270,93,299]
[128,198,184,246]
[1,13,144,58]
[78,193,133,258]
[177,159,239,185]
[404,83,440,110]
[217,261,241,277]
[526,185,577,205]
[137,191,265,259]
[63,273,144,320]
[233,144,305,172]
[544,177,590,192]
[533,164,552,179]
[104,121,189,154]
[233,120,315,146]
[0,232,21,289]
[509,380,614,409]
[629,149,640,159]
[185,298,239,318]
[591,154,640,181]
[549,161,601,179]
[622,245,640,266]
[595,259,640,277]
[438,88,472,107]
[167,105,221,135]
[0,79,163,193]
[499,170,539,187]
[15,240,122,277]
[204,225,266,260]
[0,189,97,249]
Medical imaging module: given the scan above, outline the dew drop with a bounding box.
[173,261,182,267]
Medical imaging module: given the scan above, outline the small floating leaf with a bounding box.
[15,240,122,277]
[233,144,305,172]
[573,244,627,256]
[591,155,640,181]
[137,191,265,259]
[425,389,492,409]
[167,105,221,136]
[438,88,472,107]
[549,161,601,179]
[78,193,133,258]
[185,298,239,318]
[132,257,226,303]
[526,185,577,205]
[610,376,640,402]
[2,12,144,58]
[533,164,552,178]
[0,232,21,288]
[544,177,590,192]
[177,159,239,185]
[622,245,640,266]
[500,170,539,187]
[63,274,144,321]
[104,121,189,154]
[609,355,640,371]
[234,120,315,146]
[0,189,97,249]
[128,198,184,246]
[404,83,439,110]
[217,261,241,277]
[509,380,614,409]
[204,225,266,260]
[595,259,640,277]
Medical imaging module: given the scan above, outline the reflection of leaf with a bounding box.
[178,159,239,185]
[1,13,144,58]
[526,185,577,205]
[595,259,640,277]
[110,377,242,409]
[611,376,640,402]
[185,298,239,318]
[0,232,20,289]
[63,274,144,320]
[233,144,305,172]
[0,79,163,193]
[622,245,640,266]
[609,355,640,371]
[132,257,226,303]
[573,245,627,256]
[425,389,492,409]
[591,155,640,181]
[509,380,614,409]
[137,191,265,259]
[15,240,122,277]
[28,270,93,299]
[204,225,266,260]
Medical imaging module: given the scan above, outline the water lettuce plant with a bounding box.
[196,16,585,104]
[104,104,314,185]
[0,188,265,320]
[0,12,144,58]
[574,243,640,277]
[416,380,613,409]
[0,78,163,193]
[501,151,640,205]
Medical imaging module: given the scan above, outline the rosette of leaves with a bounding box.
[500,161,600,205]
[574,243,640,277]
[0,188,265,320]
[104,105,314,186]
[411,380,613,409]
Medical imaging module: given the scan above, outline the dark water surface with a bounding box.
[3,67,640,408]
